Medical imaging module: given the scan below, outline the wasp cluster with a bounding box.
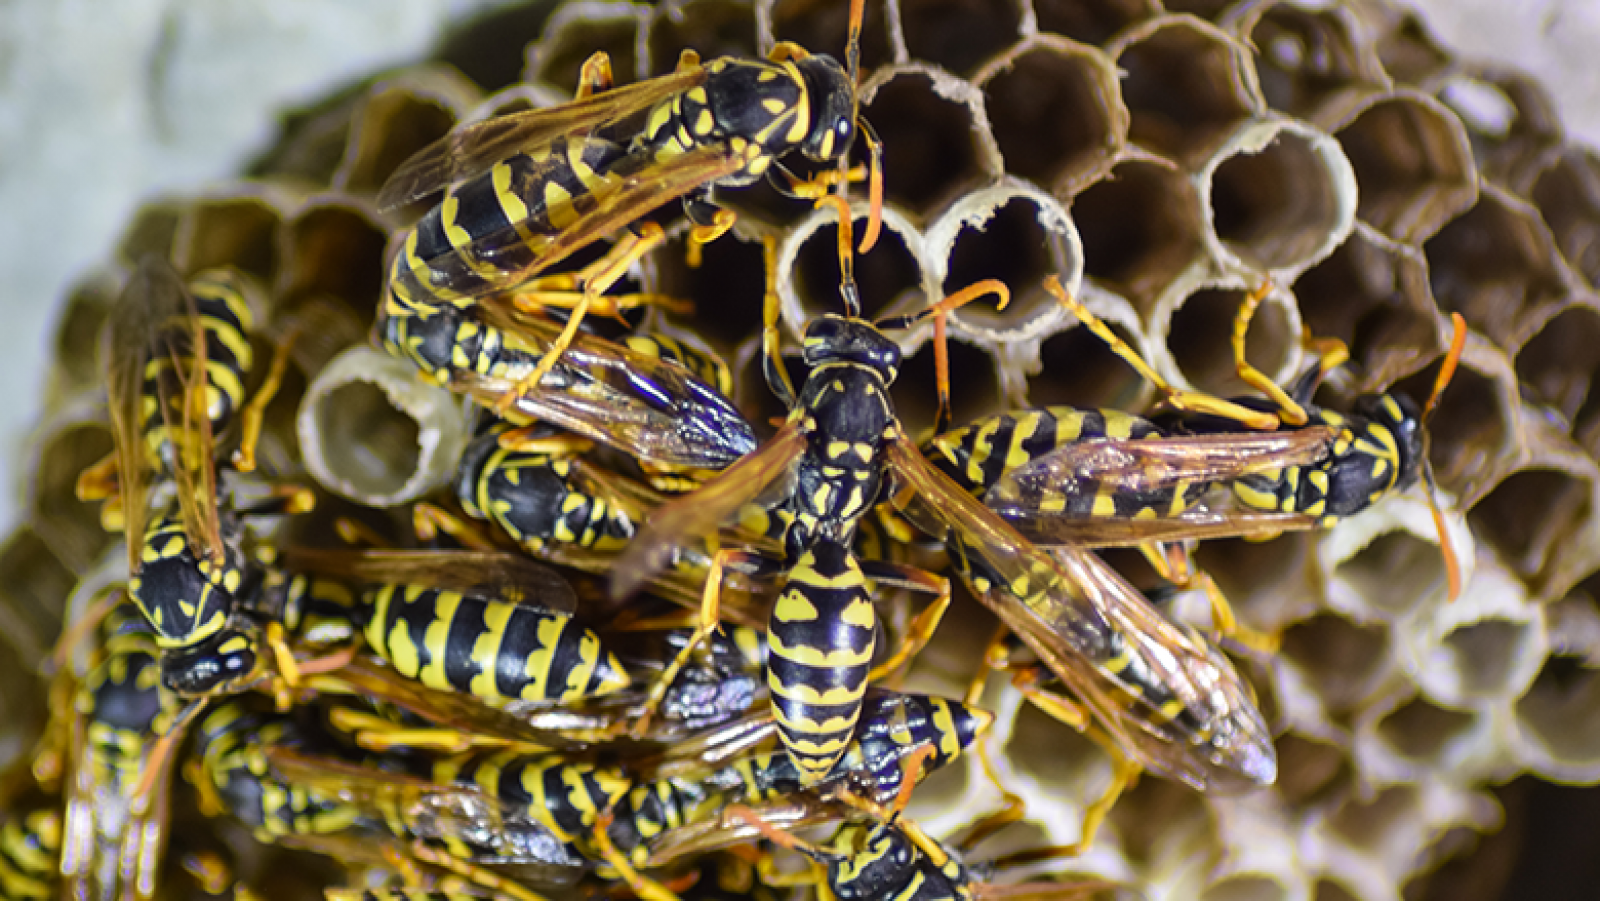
[6,0,1600,899]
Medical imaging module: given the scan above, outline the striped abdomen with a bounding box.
[361,585,630,707]
[456,429,636,555]
[428,749,627,851]
[140,268,255,470]
[0,807,61,901]
[386,136,630,317]
[767,538,875,785]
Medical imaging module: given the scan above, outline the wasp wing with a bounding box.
[376,69,708,212]
[886,437,1273,793]
[985,427,1336,514]
[458,313,758,470]
[280,549,577,616]
[610,420,807,602]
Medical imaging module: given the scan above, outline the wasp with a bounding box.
[952,276,1469,600]
[612,258,1008,784]
[375,0,881,425]
[53,598,183,901]
[189,696,557,901]
[0,805,62,901]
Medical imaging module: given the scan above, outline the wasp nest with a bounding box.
[10,0,1600,899]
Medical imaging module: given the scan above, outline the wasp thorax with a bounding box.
[802,315,901,382]
[796,54,856,162]
[1354,392,1425,488]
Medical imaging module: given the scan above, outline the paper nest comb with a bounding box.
[10,0,1600,899]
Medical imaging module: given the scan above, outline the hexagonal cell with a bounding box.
[1469,465,1595,590]
[1198,116,1357,274]
[889,335,1003,436]
[1515,302,1600,424]
[1529,147,1600,291]
[927,182,1081,341]
[647,0,758,71]
[1162,284,1298,400]
[1070,156,1207,315]
[26,419,114,578]
[1241,2,1387,122]
[1515,654,1600,780]
[975,37,1127,194]
[1275,732,1355,811]
[1376,696,1478,768]
[1333,91,1478,246]
[526,2,651,90]
[1370,9,1451,86]
[1032,0,1155,46]
[279,201,390,320]
[860,66,1000,218]
[1310,880,1361,901]
[1002,689,1126,825]
[765,0,896,73]
[1333,528,1449,621]
[1435,69,1563,194]
[1326,784,1421,857]
[1278,613,1392,717]
[115,201,186,267]
[1386,337,1522,506]
[1027,288,1154,411]
[0,529,74,668]
[46,271,120,406]
[172,193,285,284]
[1108,16,1263,169]
[778,201,923,326]
[333,69,480,198]
[1292,222,1445,391]
[897,0,1023,76]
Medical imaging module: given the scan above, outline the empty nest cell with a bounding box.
[766,0,897,72]
[279,202,390,318]
[1199,116,1356,273]
[1070,155,1206,314]
[897,0,1022,76]
[1027,301,1153,409]
[1279,612,1393,718]
[1469,466,1596,590]
[1244,2,1386,122]
[862,66,998,217]
[1529,148,1600,291]
[26,420,114,577]
[1388,339,1521,506]
[929,182,1080,340]
[647,232,768,354]
[172,193,284,283]
[1110,15,1262,168]
[1291,222,1443,391]
[1514,302,1600,425]
[779,202,923,325]
[1334,91,1477,246]
[889,336,1003,435]
[975,36,1127,194]
[1334,527,1451,621]
[1435,69,1563,193]
[333,71,478,197]
[1515,653,1600,779]
[528,3,648,88]
[647,0,758,68]
[1031,0,1155,46]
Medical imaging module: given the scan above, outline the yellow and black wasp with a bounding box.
[611,263,1008,785]
[75,257,304,697]
[373,0,881,443]
[267,546,632,713]
[0,804,62,901]
[949,276,1469,599]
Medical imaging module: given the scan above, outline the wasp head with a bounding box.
[803,315,901,382]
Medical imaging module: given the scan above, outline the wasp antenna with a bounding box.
[1423,312,1467,602]
[1425,312,1467,421]
[814,194,861,317]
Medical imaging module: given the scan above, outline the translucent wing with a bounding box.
[985,427,1336,511]
[376,69,708,212]
[610,420,808,601]
[280,549,577,616]
[161,283,226,565]
[457,313,758,470]
[886,437,1274,793]
[102,259,189,573]
[1003,498,1321,547]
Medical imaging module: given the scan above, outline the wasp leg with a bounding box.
[405,842,554,901]
[1230,281,1309,427]
[574,51,615,99]
[326,705,547,755]
[234,327,300,473]
[629,548,777,738]
[766,41,813,63]
[684,206,738,269]
[1004,664,1141,859]
[497,223,668,415]
[333,516,391,549]
[1042,275,1280,431]
[877,280,1010,437]
[674,48,701,72]
[960,624,1029,847]
[1138,542,1279,655]
[493,427,594,457]
[858,561,949,684]
[413,502,502,551]
[74,454,120,503]
[719,806,833,887]
[592,809,685,901]
[759,235,796,407]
